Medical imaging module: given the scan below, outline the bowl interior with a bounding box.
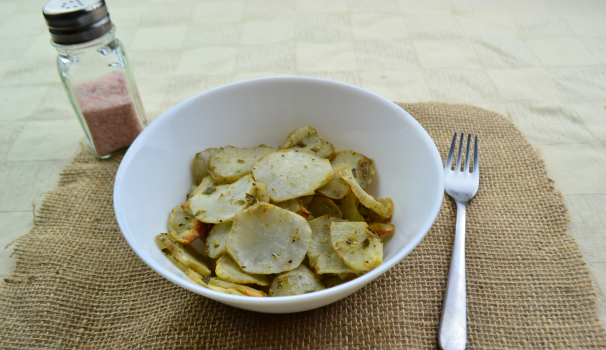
[114,77,443,308]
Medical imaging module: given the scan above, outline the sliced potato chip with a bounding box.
[322,277,343,288]
[315,139,335,159]
[338,167,393,219]
[158,240,188,272]
[318,151,375,198]
[272,198,300,212]
[308,215,358,275]
[186,184,197,200]
[185,268,210,287]
[272,199,311,219]
[209,145,275,183]
[189,238,215,271]
[254,181,270,203]
[330,221,383,271]
[187,174,257,224]
[187,269,250,295]
[337,192,365,222]
[209,278,267,297]
[307,196,342,219]
[369,222,395,237]
[193,148,220,185]
[156,233,211,277]
[205,221,232,259]
[317,173,351,199]
[358,204,370,217]
[331,151,375,189]
[378,198,394,221]
[226,203,312,274]
[269,264,325,296]
[299,195,314,206]
[252,150,334,202]
[282,125,333,158]
[215,254,269,286]
[209,285,246,295]
[282,125,318,149]
[321,273,357,288]
[335,271,358,280]
[168,205,210,244]
[289,135,322,154]
[189,176,225,198]
[366,198,394,223]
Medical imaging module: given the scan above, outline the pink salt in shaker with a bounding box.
[43,0,147,158]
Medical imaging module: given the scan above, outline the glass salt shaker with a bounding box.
[43,0,147,159]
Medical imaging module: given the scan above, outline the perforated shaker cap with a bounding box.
[43,0,113,45]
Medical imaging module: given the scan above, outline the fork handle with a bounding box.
[438,201,467,350]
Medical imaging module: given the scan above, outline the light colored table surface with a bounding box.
[1,0,605,325]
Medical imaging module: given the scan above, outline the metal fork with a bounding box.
[439,132,479,350]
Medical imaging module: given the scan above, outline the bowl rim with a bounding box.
[114,76,444,307]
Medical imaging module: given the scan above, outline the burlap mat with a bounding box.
[1,102,605,349]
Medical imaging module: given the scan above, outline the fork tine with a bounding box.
[445,131,457,170]
[473,134,479,174]
[464,132,471,172]
[455,132,464,171]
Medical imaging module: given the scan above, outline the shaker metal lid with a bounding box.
[43,0,113,45]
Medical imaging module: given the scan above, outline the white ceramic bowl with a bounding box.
[114,77,443,313]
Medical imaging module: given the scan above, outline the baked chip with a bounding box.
[187,174,257,224]
[337,192,365,222]
[289,135,322,154]
[317,173,351,199]
[307,196,342,219]
[187,269,249,295]
[269,264,326,296]
[208,285,246,295]
[318,150,375,198]
[321,273,357,288]
[156,233,211,277]
[168,205,209,244]
[209,145,275,183]
[272,198,300,212]
[252,150,333,202]
[215,254,269,286]
[209,278,267,297]
[282,125,318,149]
[307,215,357,275]
[282,125,334,158]
[185,268,210,287]
[315,139,335,158]
[193,148,220,185]
[226,203,312,274]
[338,168,393,219]
[299,195,314,206]
[369,222,395,237]
[189,176,225,198]
[205,221,232,259]
[254,182,270,203]
[186,184,197,200]
[331,151,375,189]
[330,221,383,271]
[272,198,311,218]
[367,198,394,222]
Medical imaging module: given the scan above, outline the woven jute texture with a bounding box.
[1,102,605,349]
